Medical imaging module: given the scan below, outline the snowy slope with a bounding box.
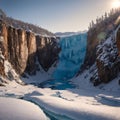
[0,62,120,120]
[0,97,48,120]
[0,69,120,120]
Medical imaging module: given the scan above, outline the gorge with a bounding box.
[0,8,120,120]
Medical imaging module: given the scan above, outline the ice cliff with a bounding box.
[53,33,87,80]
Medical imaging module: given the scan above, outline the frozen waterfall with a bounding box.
[53,32,87,80]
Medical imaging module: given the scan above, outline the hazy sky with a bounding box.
[0,0,116,32]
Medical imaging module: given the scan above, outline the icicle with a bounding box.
[53,33,87,80]
[65,39,67,48]
[69,50,71,59]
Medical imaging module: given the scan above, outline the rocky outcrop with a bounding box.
[0,21,8,58]
[26,32,36,75]
[90,26,120,86]
[0,37,5,77]
[0,22,6,77]
[84,29,98,67]
[84,10,120,68]
[7,27,28,74]
[36,36,59,71]
[84,24,115,68]
[0,19,60,76]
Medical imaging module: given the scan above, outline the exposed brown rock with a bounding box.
[36,36,60,71]
[96,59,119,83]
[0,19,60,77]
[0,47,5,77]
[0,21,8,58]
[91,28,120,86]
[84,13,120,68]
[17,29,28,74]
[84,29,98,67]
[0,22,6,76]
[26,31,37,75]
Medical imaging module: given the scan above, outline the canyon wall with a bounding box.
[90,26,120,86]
[0,20,60,76]
[84,10,120,68]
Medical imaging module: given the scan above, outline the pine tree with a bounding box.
[91,20,94,28]
[104,12,107,19]
[0,9,6,18]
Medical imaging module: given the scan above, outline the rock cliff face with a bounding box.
[26,32,36,74]
[36,36,59,71]
[0,20,60,76]
[90,26,120,86]
[84,25,115,68]
[7,26,28,74]
[0,22,7,77]
[84,10,120,68]
[0,37,5,77]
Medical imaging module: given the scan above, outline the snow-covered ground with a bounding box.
[22,64,55,85]
[0,31,120,120]
[0,97,48,120]
[0,66,120,120]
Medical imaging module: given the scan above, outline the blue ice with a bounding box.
[53,33,87,80]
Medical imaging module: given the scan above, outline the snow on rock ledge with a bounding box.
[91,26,120,86]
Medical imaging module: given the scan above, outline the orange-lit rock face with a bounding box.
[26,31,37,75]
[0,22,6,76]
[7,27,28,74]
[0,60,5,77]
[84,14,120,68]
[17,29,28,74]
[0,38,5,77]
[0,22,8,58]
[0,20,60,76]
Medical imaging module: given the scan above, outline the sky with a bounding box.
[0,0,117,33]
